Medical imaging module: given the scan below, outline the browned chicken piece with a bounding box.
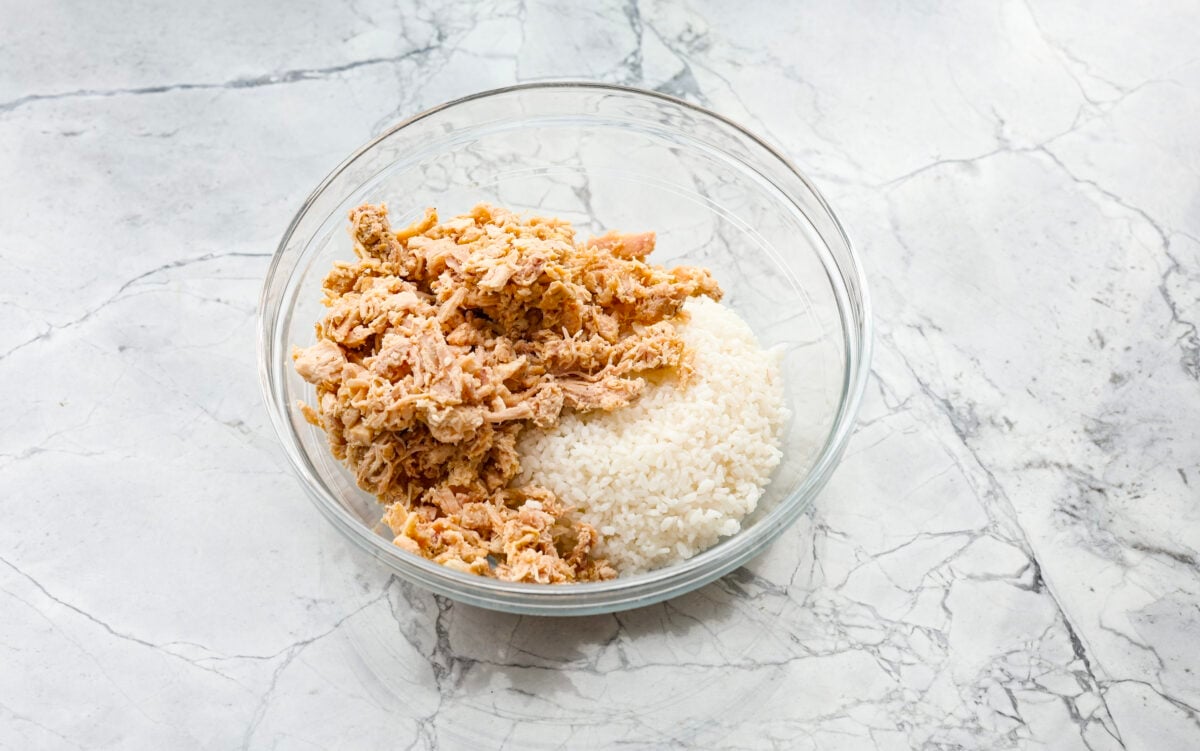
[293,203,721,582]
[585,230,657,259]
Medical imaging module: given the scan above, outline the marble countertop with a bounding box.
[2,1,1198,748]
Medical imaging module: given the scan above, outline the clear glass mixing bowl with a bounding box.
[258,82,871,616]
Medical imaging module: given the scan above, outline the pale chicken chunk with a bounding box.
[293,202,720,583]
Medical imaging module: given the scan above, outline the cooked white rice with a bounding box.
[515,297,788,574]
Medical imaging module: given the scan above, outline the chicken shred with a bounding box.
[293,203,721,582]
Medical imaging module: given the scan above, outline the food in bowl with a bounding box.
[292,202,787,583]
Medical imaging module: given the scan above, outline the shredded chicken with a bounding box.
[293,203,722,582]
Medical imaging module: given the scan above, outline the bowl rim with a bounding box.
[258,80,873,609]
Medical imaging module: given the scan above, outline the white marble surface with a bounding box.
[2,1,1198,748]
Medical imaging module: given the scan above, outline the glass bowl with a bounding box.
[258,82,871,616]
